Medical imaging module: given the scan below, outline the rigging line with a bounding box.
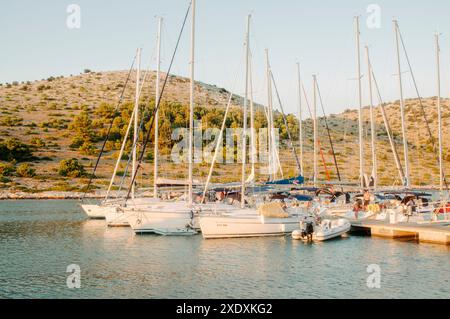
[125,1,191,204]
[104,63,154,201]
[111,100,151,196]
[119,55,167,192]
[81,53,137,201]
[371,67,405,183]
[301,83,331,184]
[269,70,302,175]
[117,144,135,193]
[397,24,448,189]
[316,79,342,184]
[201,91,234,203]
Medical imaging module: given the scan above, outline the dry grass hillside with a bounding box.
[0,70,449,194]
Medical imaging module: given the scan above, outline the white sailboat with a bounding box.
[81,47,146,222]
[199,18,308,239]
[125,0,211,235]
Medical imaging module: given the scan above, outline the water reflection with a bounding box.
[0,200,448,299]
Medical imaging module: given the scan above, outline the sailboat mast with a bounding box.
[394,20,410,188]
[365,46,377,190]
[188,0,196,206]
[313,75,318,187]
[132,48,141,199]
[241,14,250,208]
[435,32,445,216]
[355,16,365,189]
[297,63,304,177]
[249,50,256,181]
[154,17,162,199]
[265,49,273,181]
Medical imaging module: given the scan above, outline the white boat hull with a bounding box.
[81,204,116,219]
[292,219,351,241]
[81,198,165,221]
[199,213,301,239]
[125,202,200,235]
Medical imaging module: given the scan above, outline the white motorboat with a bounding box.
[292,218,351,241]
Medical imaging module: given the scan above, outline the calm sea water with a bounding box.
[0,200,448,299]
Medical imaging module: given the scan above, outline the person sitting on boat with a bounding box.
[215,191,225,202]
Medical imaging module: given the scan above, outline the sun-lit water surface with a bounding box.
[0,200,448,299]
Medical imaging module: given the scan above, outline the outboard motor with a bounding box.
[306,221,314,236]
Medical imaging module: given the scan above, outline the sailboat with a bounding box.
[124,0,235,235]
[199,18,309,239]
[81,47,149,222]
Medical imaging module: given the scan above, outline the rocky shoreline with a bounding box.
[0,190,134,200]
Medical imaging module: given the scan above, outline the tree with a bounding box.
[0,139,33,162]
[69,111,97,153]
[58,159,86,178]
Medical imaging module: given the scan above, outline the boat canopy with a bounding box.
[258,202,289,218]
[265,175,304,186]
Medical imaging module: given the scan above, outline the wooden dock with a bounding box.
[350,220,450,245]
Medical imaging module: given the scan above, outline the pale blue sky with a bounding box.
[1,0,449,116]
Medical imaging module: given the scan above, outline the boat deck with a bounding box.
[350,220,450,245]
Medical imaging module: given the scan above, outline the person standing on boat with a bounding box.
[363,189,371,211]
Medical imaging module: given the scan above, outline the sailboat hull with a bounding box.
[81,204,116,219]
[199,214,301,239]
[125,203,200,235]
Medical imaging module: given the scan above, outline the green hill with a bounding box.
[0,70,449,194]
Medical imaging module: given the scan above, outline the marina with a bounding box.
[1,0,450,301]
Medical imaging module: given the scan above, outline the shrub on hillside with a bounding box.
[58,159,86,178]
[79,141,97,156]
[0,139,34,162]
[30,137,46,148]
[95,102,116,119]
[0,163,16,176]
[16,164,36,177]
[0,116,23,127]
[69,136,85,149]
